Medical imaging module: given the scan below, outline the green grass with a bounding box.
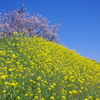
[0,36,100,100]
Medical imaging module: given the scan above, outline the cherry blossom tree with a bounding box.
[0,8,59,43]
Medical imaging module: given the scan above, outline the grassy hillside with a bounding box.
[0,36,100,100]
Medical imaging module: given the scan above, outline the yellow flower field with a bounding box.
[0,36,100,100]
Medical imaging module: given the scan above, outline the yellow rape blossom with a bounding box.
[40,98,45,100]
[25,93,28,96]
[1,75,7,79]
[62,96,66,100]
[17,96,21,100]
[2,90,6,93]
[0,36,100,100]
[50,96,55,100]
[37,76,42,81]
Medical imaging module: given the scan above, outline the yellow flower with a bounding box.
[25,93,28,96]
[62,96,66,100]
[8,68,13,71]
[37,76,42,81]
[69,91,73,94]
[0,50,3,54]
[3,67,7,70]
[17,96,21,100]
[30,94,33,96]
[1,75,7,79]
[34,96,38,99]
[40,98,45,100]
[79,90,82,93]
[0,50,6,55]
[4,82,10,85]
[84,98,89,100]
[96,98,100,100]
[16,62,20,65]
[30,79,34,82]
[13,32,18,35]
[48,87,51,91]
[88,96,92,99]
[12,54,17,58]
[6,61,12,64]
[50,96,55,100]
[53,83,56,86]
[69,90,77,95]
[37,83,40,86]
[72,90,77,94]
[11,82,18,87]
[2,90,6,93]
[37,88,41,93]
[41,71,44,74]
[50,85,54,89]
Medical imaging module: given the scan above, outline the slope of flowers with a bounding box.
[0,36,100,100]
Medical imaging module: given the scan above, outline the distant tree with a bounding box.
[0,8,59,43]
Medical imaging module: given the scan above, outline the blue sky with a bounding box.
[0,0,100,62]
